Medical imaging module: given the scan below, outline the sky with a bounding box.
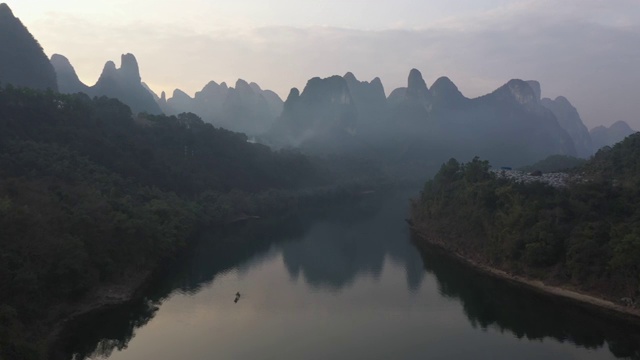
[5,0,640,128]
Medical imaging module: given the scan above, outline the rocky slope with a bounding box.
[0,3,57,91]
[590,121,636,150]
[156,79,283,136]
[51,53,162,115]
[541,95,593,158]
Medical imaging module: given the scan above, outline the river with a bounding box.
[59,190,640,360]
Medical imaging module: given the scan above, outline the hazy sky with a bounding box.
[6,0,640,128]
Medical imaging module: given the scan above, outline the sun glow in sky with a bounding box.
[5,0,640,128]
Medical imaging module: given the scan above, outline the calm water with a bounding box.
[60,191,640,360]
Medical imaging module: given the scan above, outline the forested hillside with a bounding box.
[0,85,368,359]
[411,135,640,305]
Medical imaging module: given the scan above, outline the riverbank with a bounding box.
[44,270,152,357]
[409,224,640,327]
[45,185,399,359]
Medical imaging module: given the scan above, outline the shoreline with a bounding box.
[409,225,640,327]
[42,188,392,358]
[41,193,323,357]
[45,270,153,358]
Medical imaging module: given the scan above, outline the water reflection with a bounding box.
[57,190,640,360]
[59,300,158,360]
[56,214,311,359]
[280,191,424,291]
[59,191,424,359]
[414,240,640,359]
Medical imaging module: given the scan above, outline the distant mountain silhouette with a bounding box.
[270,75,358,150]
[540,93,593,158]
[141,82,158,100]
[270,70,579,171]
[0,3,57,91]
[155,80,283,136]
[163,88,192,114]
[470,79,577,162]
[92,54,162,115]
[411,74,575,166]
[590,121,636,150]
[50,54,90,94]
[430,76,468,109]
[51,53,162,115]
[343,72,388,127]
[387,69,432,127]
[251,82,283,118]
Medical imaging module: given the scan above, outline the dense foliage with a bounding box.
[0,86,373,359]
[412,139,640,305]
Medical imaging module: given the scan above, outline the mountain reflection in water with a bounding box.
[58,190,640,360]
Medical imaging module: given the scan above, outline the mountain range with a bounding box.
[52,50,283,136]
[0,2,636,171]
[268,70,604,170]
[152,79,283,136]
[590,121,636,151]
[51,53,162,115]
[540,95,593,158]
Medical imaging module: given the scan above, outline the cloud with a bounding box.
[28,0,640,129]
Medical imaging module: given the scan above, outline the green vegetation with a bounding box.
[0,86,381,359]
[412,137,640,306]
